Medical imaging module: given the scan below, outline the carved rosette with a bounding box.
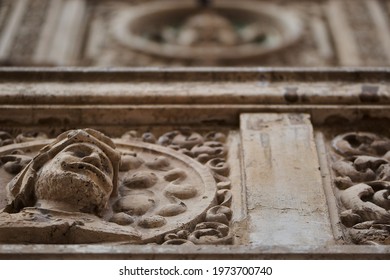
[331,132,390,244]
[0,129,233,245]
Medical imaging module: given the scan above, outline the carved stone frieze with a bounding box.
[331,132,390,244]
[0,66,389,259]
[0,128,233,245]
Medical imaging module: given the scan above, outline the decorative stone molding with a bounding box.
[331,132,390,244]
[0,128,233,245]
[121,129,234,245]
[0,68,390,259]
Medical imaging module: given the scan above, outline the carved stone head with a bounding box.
[4,129,120,216]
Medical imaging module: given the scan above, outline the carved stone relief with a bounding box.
[88,0,332,67]
[0,128,233,245]
[107,0,304,65]
[330,132,390,244]
[2,0,390,67]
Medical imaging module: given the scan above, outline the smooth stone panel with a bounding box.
[240,113,334,246]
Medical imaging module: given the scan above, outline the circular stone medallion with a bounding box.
[0,139,217,243]
[110,0,303,63]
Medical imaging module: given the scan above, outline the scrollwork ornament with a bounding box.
[143,129,234,245]
[206,158,230,177]
[162,239,194,245]
[15,131,48,143]
[332,132,390,157]
[206,205,232,225]
[0,132,14,147]
[331,131,390,244]
[217,189,232,207]
[188,222,233,245]
[0,154,32,175]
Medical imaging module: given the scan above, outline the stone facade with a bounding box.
[1,0,390,67]
[0,0,389,260]
[0,68,389,259]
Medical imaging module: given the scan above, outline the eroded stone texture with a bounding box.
[0,128,233,245]
[331,132,390,244]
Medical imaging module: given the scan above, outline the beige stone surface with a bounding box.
[241,113,334,246]
[0,68,389,258]
[0,129,230,244]
[1,0,390,67]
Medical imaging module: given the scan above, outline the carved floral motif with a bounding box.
[331,132,390,244]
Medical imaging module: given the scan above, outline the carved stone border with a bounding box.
[0,68,390,258]
[0,129,234,245]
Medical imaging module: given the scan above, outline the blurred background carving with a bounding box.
[0,0,389,67]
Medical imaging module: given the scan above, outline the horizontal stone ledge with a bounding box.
[0,67,389,82]
[0,84,389,105]
[0,244,389,260]
[0,105,389,127]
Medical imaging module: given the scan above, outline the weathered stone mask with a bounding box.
[3,129,120,215]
